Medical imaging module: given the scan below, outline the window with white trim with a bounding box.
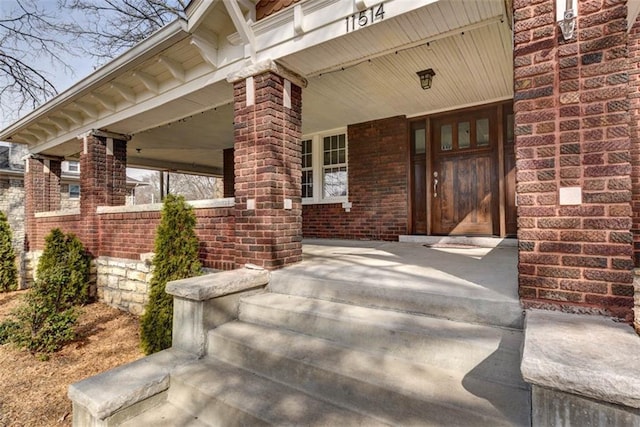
[302,139,313,199]
[302,130,348,204]
[67,161,79,173]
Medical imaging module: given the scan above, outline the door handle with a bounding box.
[433,171,438,198]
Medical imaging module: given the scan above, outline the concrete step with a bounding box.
[167,358,389,426]
[268,272,524,329]
[238,292,527,389]
[120,400,208,427]
[207,321,530,426]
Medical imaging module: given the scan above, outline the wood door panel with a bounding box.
[434,155,493,235]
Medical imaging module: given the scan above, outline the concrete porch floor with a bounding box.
[287,237,520,303]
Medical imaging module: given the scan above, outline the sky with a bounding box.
[0,1,96,128]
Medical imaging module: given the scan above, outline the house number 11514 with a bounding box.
[345,4,385,33]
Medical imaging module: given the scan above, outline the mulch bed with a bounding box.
[0,290,144,426]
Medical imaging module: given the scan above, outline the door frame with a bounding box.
[408,100,512,237]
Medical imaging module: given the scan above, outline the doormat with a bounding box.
[423,243,481,249]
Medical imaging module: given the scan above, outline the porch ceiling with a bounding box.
[2,0,513,175]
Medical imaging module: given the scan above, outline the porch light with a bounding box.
[416,69,436,90]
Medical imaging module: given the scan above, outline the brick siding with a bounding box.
[303,115,409,240]
[514,0,634,320]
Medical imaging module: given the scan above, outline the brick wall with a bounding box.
[303,115,409,240]
[514,0,634,320]
[99,207,236,271]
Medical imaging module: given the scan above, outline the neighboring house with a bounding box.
[0,142,27,263]
[0,142,144,287]
[0,0,637,339]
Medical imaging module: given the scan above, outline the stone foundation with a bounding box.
[96,255,154,316]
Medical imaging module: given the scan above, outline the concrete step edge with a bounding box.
[207,321,529,426]
[238,292,527,390]
[169,358,391,426]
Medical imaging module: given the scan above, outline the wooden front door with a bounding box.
[431,109,498,235]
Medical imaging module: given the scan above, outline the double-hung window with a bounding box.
[302,130,348,204]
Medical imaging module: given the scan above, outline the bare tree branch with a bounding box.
[0,0,74,118]
[58,0,187,63]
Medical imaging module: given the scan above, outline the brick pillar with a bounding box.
[514,0,634,321]
[44,159,62,212]
[630,14,640,331]
[80,132,129,256]
[229,63,304,269]
[23,157,62,251]
[24,158,44,252]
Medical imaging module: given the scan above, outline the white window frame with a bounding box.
[302,128,348,205]
[69,184,80,199]
[67,161,80,173]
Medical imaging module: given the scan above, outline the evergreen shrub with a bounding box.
[0,211,18,292]
[0,228,90,356]
[140,194,201,355]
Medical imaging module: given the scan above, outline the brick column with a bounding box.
[514,0,634,321]
[23,157,62,251]
[80,132,129,256]
[630,14,640,332]
[228,62,305,269]
[44,159,62,212]
[24,158,44,252]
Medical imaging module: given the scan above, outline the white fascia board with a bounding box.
[251,0,438,62]
[0,19,190,141]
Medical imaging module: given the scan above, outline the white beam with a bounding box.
[187,0,220,32]
[60,109,84,125]
[157,55,186,82]
[237,0,256,22]
[15,133,37,144]
[91,93,116,112]
[24,128,47,140]
[34,123,58,137]
[75,102,98,118]
[294,4,305,35]
[133,71,160,94]
[223,0,256,60]
[191,34,219,68]
[110,82,137,103]
[47,117,70,131]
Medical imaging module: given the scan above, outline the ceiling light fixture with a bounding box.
[416,68,436,90]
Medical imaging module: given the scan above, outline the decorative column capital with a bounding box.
[226,59,307,88]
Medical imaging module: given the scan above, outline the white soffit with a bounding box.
[1,0,513,173]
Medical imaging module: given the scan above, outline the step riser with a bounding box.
[238,299,526,389]
[207,329,525,426]
[169,374,269,426]
[269,277,524,329]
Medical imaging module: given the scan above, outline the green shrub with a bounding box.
[2,228,90,356]
[0,211,18,292]
[140,194,201,355]
[34,228,91,305]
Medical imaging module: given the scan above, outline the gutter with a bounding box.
[0,18,190,141]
